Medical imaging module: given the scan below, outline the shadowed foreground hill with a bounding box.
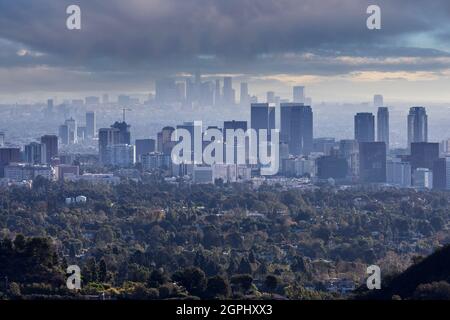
[357,245,450,300]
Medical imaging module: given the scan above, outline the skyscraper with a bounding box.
[98,128,120,164]
[58,124,69,145]
[157,126,175,155]
[251,103,275,136]
[359,142,386,183]
[280,103,313,156]
[86,111,96,138]
[377,107,389,150]
[40,135,58,164]
[354,113,375,143]
[293,86,305,103]
[24,142,43,164]
[373,94,384,108]
[410,142,439,171]
[222,77,235,106]
[135,139,156,162]
[111,121,131,145]
[240,82,249,107]
[224,120,248,164]
[0,132,4,147]
[408,107,428,148]
[65,118,77,144]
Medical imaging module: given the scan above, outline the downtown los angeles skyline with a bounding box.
[3,1,450,103]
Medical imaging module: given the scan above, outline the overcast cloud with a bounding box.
[1,0,450,101]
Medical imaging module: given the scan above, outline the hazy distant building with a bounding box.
[86,111,96,138]
[293,86,305,104]
[0,132,4,147]
[58,124,69,145]
[142,152,171,171]
[65,118,77,144]
[135,139,156,162]
[408,107,428,148]
[313,138,336,155]
[359,142,386,183]
[413,168,433,190]
[106,144,135,167]
[240,82,250,107]
[280,103,313,156]
[266,91,275,104]
[373,94,384,108]
[85,96,100,105]
[339,139,359,178]
[40,135,58,165]
[4,163,54,181]
[387,159,411,187]
[377,107,389,150]
[354,113,375,143]
[222,77,235,106]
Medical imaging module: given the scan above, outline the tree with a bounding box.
[205,276,230,299]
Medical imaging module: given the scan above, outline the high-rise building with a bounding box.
[359,142,386,183]
[157,126,175,155]
[0,132,4,147]
[85,96,100,105]
[280,103,313,156]
[0,147,21,177]
[135,139,156,162]
[86,111,96,138]
[339,139,359,178]
[58,124,69,145]
[102,93,109,104]
[373,94,384,108]
[251,103,275,137]
[24,142,43,164]
[408,107,428,148]
[224,121,248,164]
[355,113,375,143]
[214,79,221,106]
[155,78,179,104]
[266,91,275,104]
[410,142,439,171]
[377,107,389,150]
[65,118,77,144]
[316,155,348,180]
[413,168,433,190]
[222,77,235,106]
[293,86,305,103]
[387,158,411,187]
[98,128,120,164]
[40,135,58,165]
[432,157,450,190]
[240,82,250,107]
[105,144,136,167]
[111,121,131,145]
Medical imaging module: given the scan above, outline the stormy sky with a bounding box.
[2,0,450,102]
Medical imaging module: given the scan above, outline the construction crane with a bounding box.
[122,108,132,122]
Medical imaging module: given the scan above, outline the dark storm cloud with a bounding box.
[1,0,450,92]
